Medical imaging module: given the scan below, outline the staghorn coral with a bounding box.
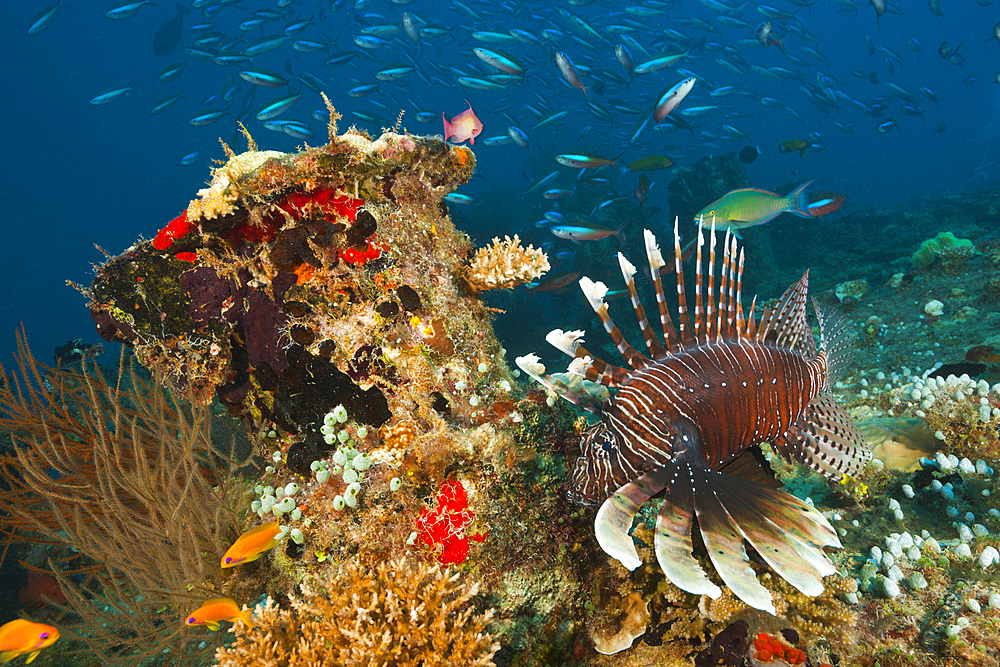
[462,234,550,294]
[214,555,499,667]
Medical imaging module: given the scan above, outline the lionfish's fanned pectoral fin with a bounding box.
[594,468,665,571]
[707,468,839,598]
[596,432,843,614]
[687,449,841,613]
[594,464,723,599]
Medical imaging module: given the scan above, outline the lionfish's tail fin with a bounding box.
[579,277,651,370]
[813,298,855,385]
[514,354,604,414]
[784,392,873,480]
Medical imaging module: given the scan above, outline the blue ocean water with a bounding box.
[2,0,998,363]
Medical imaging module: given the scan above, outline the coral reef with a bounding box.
[911,231,978,272]
[214,556,498,667]
[461,234,550,294]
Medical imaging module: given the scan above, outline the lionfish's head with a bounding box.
[567,421,629,506]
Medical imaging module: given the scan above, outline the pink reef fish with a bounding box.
[443,102,483,145]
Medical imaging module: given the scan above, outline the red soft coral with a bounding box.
[415,479,487,565]
[152,210,193,250]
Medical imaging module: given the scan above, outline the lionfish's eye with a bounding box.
[601,440,614,452]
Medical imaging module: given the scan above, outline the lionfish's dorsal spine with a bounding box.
[579,277,651,371]
[514,353,604,414]
[674,217,693,344]
[643,229,680,352]
[617,252,666,360]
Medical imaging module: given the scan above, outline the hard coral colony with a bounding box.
[43,110,996,667]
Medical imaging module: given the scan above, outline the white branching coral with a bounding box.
[187,150,287,221]
[463,235,550,294]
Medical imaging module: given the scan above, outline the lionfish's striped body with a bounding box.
[517,221,871,614]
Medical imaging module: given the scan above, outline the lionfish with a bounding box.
[516,220,871,613]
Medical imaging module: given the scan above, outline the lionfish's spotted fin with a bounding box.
[596,464,723,599]
[813,298,855,385]
[691,463,776,614]
[515,354,604,414]
[783,392,873,480]
[653,463,723,599]
[707,468,833,597]
[756,270,815,357]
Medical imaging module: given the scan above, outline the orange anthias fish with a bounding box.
[0,619,60,664]
[221,520,281,568]
[184,598,254,631]
[442,101,483,145]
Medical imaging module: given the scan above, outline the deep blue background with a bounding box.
[3,0,999,366]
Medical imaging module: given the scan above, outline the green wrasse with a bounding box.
[695,181,815,235]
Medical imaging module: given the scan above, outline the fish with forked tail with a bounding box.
[516,221,871,614]
[695,181,815,235]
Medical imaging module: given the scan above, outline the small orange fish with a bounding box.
[184,598,254,631]
[221,520,281,568]
[442,101,483,145]
[0,619,59,664]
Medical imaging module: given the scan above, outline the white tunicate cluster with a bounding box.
[967,599,982,614]
[957,524,973,543]
[979,546,1000,569]
[990,592,1000,609]
[908,572,928,589]
[290,528,304,545]
[881,576,901,599]
[389,477,402,492]
[902,484,915,499]
[954,543,973,559]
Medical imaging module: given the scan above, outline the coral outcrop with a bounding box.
[214,556,499,667]
[461,234,550,294]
